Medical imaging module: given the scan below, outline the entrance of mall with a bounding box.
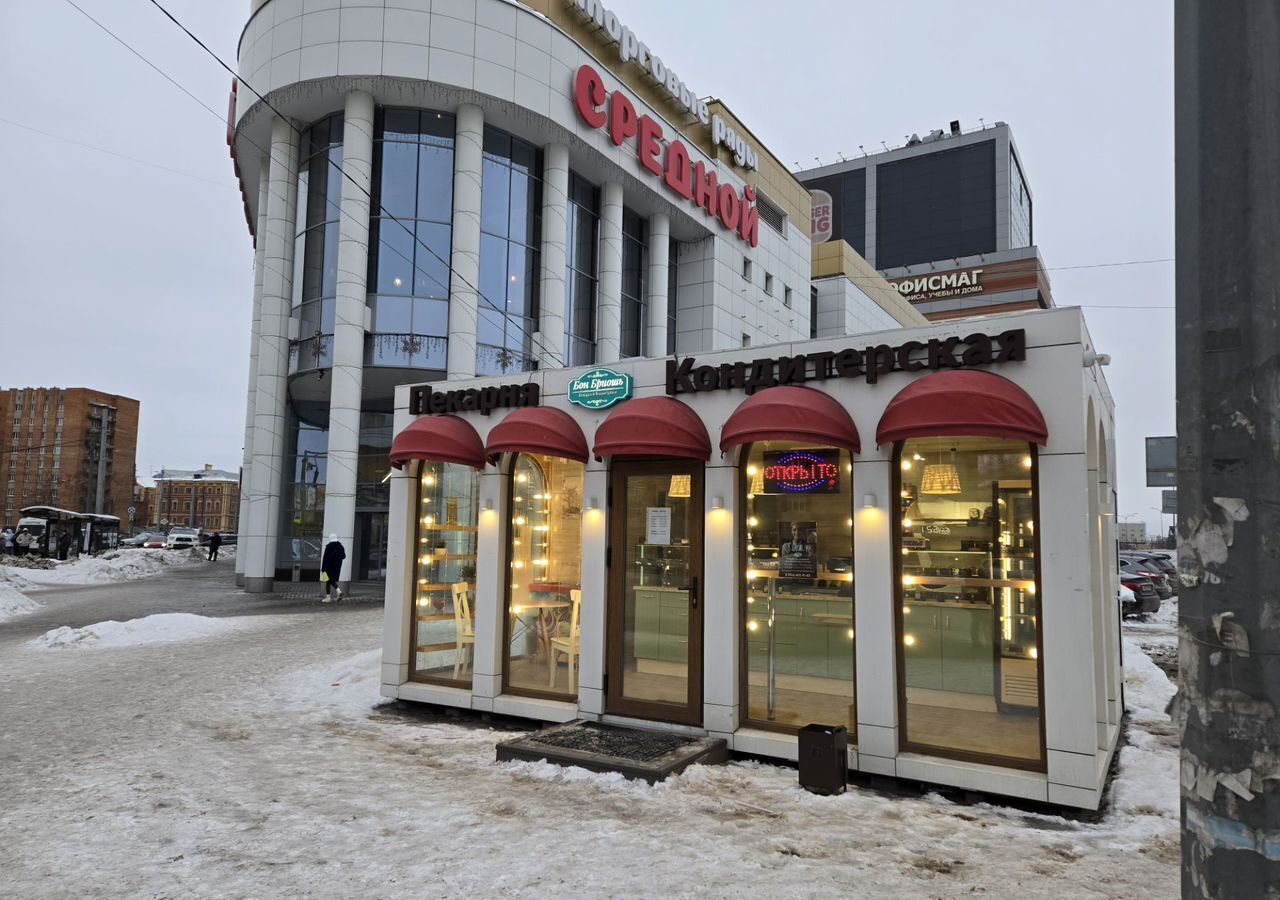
[356,511,389,581]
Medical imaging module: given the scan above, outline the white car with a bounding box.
[165,529,199,550]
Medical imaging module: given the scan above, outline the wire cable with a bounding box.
[0,115,234,188]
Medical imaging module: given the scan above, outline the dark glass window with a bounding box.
[566,173,599,367]
[810,285,818,339]
[620,208,646,358]
[875,140,997,269]
[365,108,455,372]
[799,168,865,255]
[291,113,344,374]
[476,128,542,376]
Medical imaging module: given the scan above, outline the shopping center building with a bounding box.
[231,0,924,588]
[232,0,1121,807]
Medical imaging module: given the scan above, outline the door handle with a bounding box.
[690,576,699,609]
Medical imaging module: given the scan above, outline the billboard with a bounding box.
[1146,436,1176,487]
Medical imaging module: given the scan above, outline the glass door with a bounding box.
[357,512,390,581]
[606,460,704,725]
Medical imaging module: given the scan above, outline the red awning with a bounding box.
[719,385,861,454]
[592,396,712,461]
[484,406,589,465]
[876,370,1049,447]
[389,414,486,470]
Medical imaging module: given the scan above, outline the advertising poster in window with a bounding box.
[779,520,818,579]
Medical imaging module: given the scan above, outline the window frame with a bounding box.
[736,442,857,736]
[890,439,1047,772]
[498,452,586,702]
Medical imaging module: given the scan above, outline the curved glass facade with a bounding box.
[366,108,454,371]
[477,128,542,375]
[290,113,343,373]
[620,208,647,358]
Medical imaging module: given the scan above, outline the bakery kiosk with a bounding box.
[380,307,1121,809]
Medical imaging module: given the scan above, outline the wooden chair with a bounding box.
[548,589,582,690]
[452,582,476,679]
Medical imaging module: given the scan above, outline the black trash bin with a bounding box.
[798,723,848,795]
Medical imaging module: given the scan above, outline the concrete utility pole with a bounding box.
[1175,3,1280,896]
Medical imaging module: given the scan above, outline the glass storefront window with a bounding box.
[742,441,855,734]
[503,453,585,698]
[409,461,479,685]
[896,436,1043,767]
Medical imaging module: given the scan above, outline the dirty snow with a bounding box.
[1,574,1182,898]
[2,548,199,587]
[30,612,253,650]
[0,580,40,622]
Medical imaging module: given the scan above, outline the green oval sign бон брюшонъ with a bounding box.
[567,368,633,410]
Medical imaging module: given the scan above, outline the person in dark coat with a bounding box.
[207,532,223,562]
[56,530,71,561]
[321,534,345,602]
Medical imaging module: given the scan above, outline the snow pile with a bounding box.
[4,549,197,587]
[1110,636,1179,821]
[0,580,41,622]
[31,613,250,650]
[278,647,385,718]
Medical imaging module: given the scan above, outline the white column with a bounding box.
[702,463,740,737]
[576,466,609,716]
[471,469,506,705]
[236,164,271,585]
[381,454,414,695]
[852,458,899,775]
[321,90,375,589]
[596,181,623,363]
[446,104,484,378]
[644,213,670,358]
[243,116,300,593]
[538,142,569,369]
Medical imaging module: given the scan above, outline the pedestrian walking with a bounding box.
[15,528,32,557]
[56,531,71,561]
[321,533,345,603]
[207,532,222,562]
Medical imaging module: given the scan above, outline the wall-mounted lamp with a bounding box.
[482,498,494,511]
[862,493,877,509]
[584,497,599,511]
[711,496,724,510]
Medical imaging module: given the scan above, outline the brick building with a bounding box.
[152,465,240,534]
[1,388,139,527]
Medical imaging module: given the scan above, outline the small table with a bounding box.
[510,598,571,659]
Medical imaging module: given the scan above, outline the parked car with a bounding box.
[1121,573,1161,616]
[1120,558,1174,601]
[121,531,162,548]
[165,528,200,550]
[1121,551,1178,578]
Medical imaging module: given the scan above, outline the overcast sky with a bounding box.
[0,1,1175,534]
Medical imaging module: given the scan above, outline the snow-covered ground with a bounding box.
[0,549,202,623]
[30,612,254,650]
[0,575,1180,898]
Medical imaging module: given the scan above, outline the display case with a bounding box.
[634,542,689,588]
[994,482,1039,709]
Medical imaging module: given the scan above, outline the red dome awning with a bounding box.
[484,406,589,465]
[876,370,1048,447]
[719,385,861,455]
[389,414,486,470]
[593,396,711,461]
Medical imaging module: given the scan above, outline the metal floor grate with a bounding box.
[496,720,729,782]
[522,722,695,763]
